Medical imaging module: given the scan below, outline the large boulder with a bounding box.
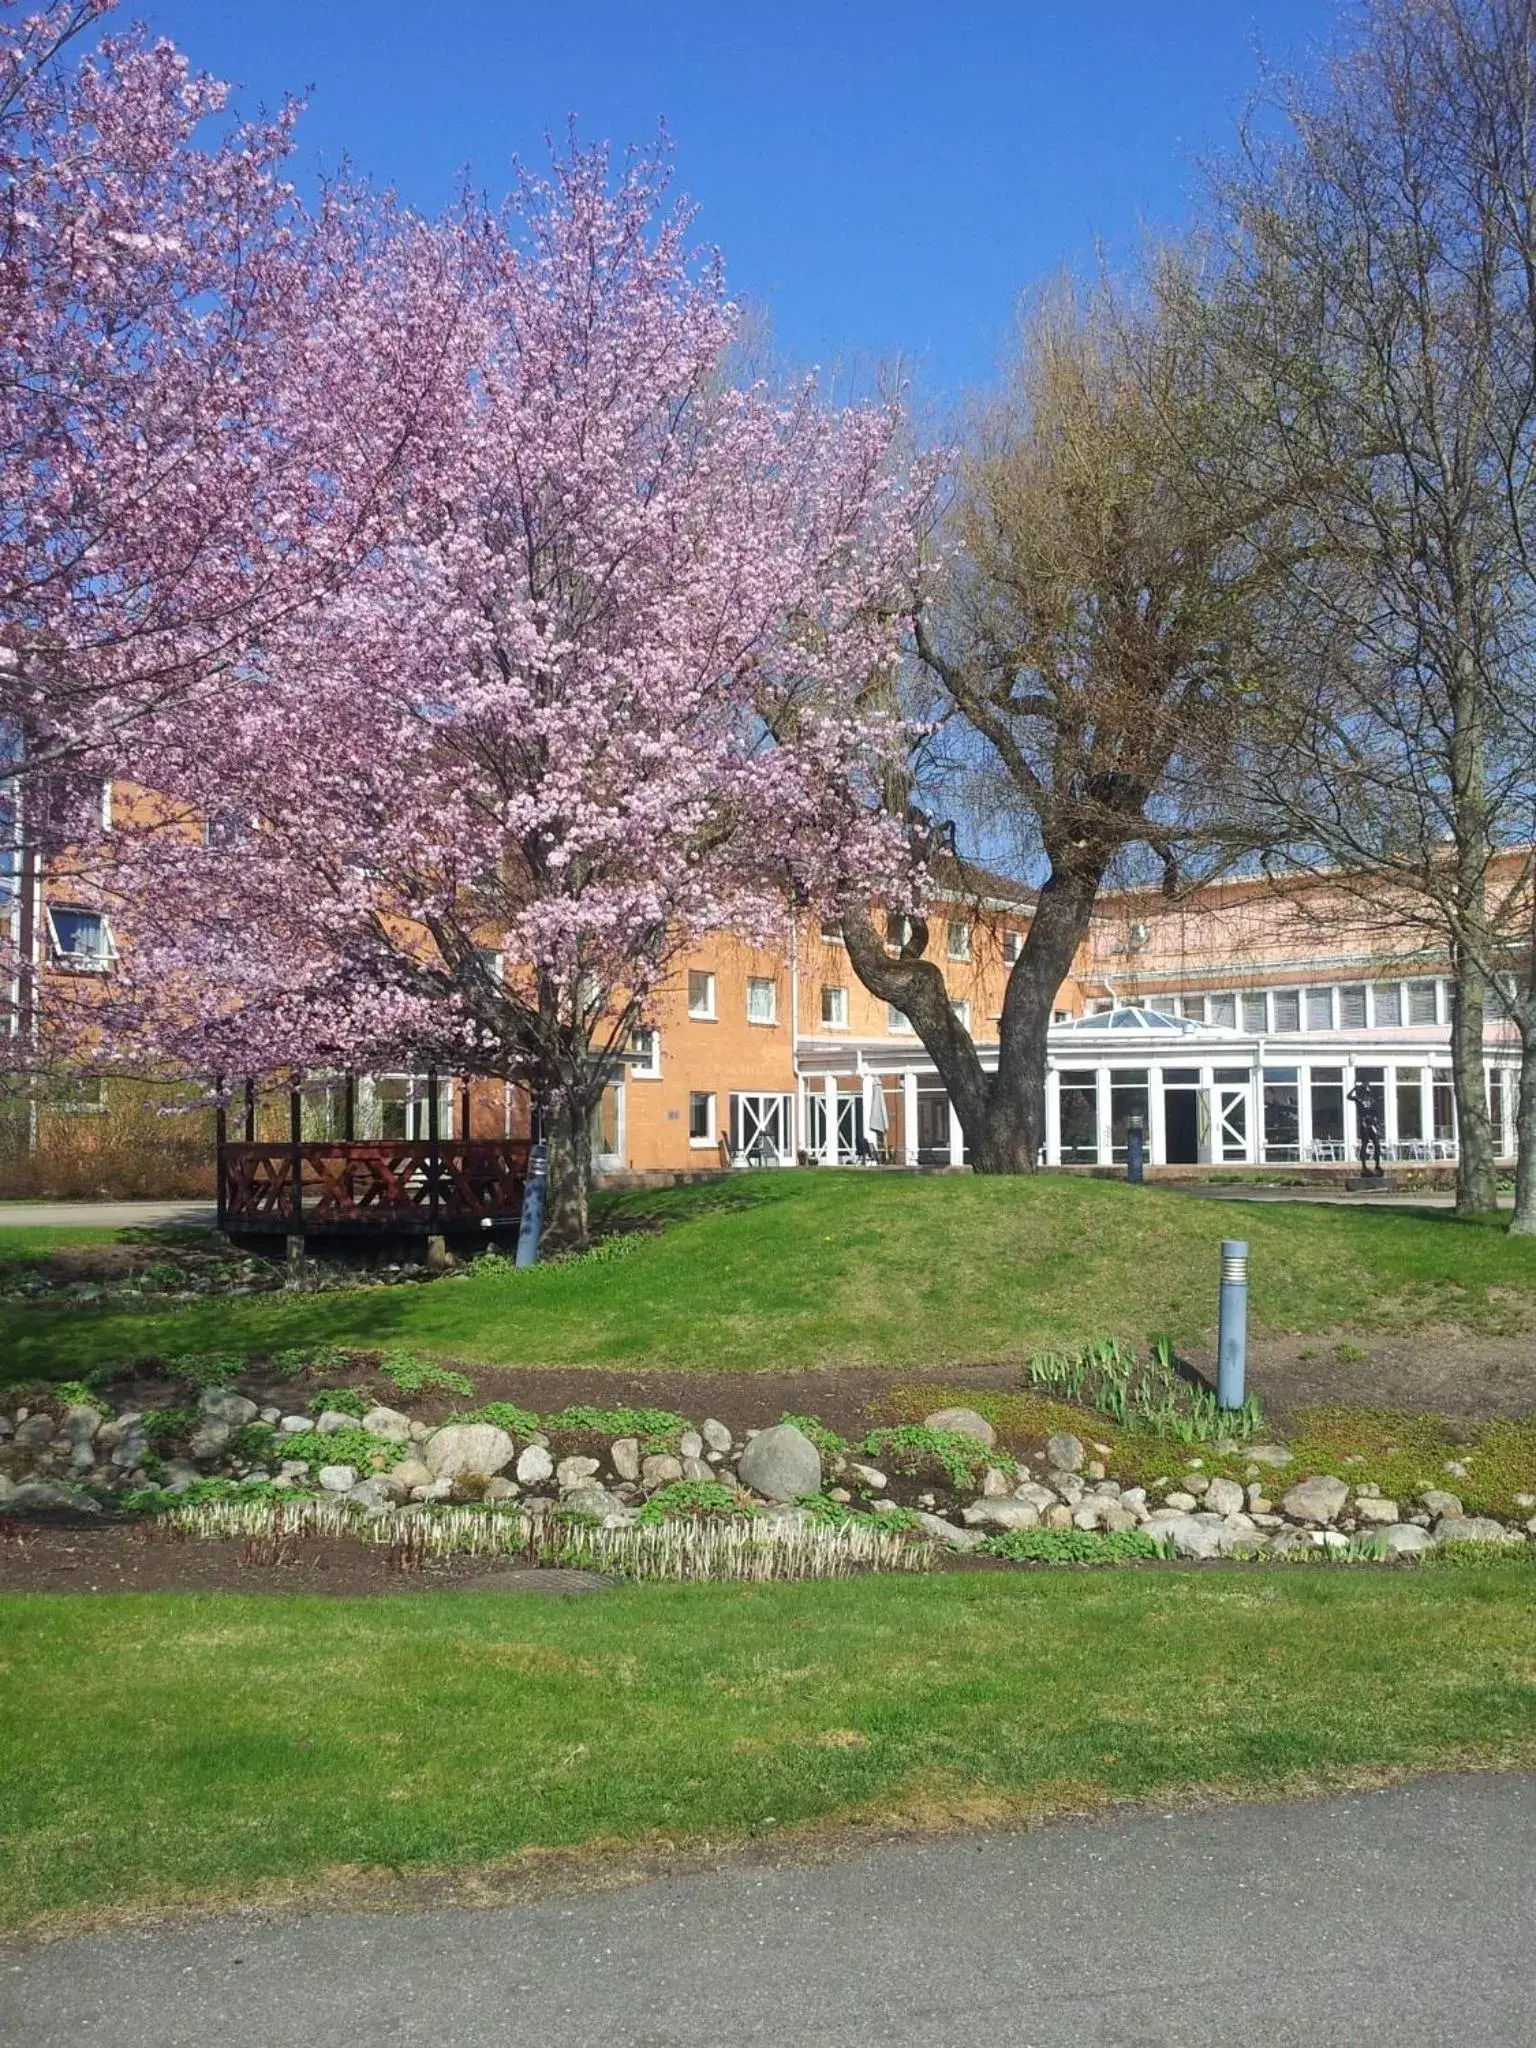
[1380,1523,1435,1557]
[1204,1476,1245,1518]
[1245,1444,1294,1469]
[1142,1510,1223,1559]
[198,1388,258,1427]
[12,1414,55,1449]
[1045,1431,1085,1474]
[922,1406,996,1449]
[360,1405,413,1443]
[960,1499,1040,1532]
[8,1478,100,1513]
[1420,1488,1464,1520]
[560,1485,631,1524]
[1280,1474,1349,1524]
[1433,1515,1522,1545]
[908,1509,983,1550]
[59,1404,102,1445]
[515,1444,555,1487]
[738,1422,821,1502]
[423,1423,515,1482]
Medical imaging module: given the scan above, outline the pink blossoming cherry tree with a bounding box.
[109,142,929,1239]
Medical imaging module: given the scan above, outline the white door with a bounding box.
[1215,1083,1249,1162]
[732,1092,793,1166]
[835,1094,865,1162]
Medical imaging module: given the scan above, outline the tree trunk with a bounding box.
[544,1093,593,1249]
[1449,944,1498,1216]
[841,855,1105,1173]
[1507,1015,1536,1235]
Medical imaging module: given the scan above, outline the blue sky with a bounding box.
[133,0,1343,403]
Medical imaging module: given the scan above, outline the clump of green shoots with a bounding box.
[1026,1335,1267,1442]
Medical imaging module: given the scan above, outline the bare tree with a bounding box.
[839,278,1269,1172]
[1212,0,1536,1218]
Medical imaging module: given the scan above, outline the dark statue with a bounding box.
[1346,1082,1384,1175]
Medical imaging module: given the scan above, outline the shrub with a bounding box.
[307,1387,369,1420]
[139,1407,198,1448]
[446,1401,542,1438]
[544,1404,687,1452]
[50,1380,110,1414]
[635,1480,760,1524]
[375,1351,474,1400]
[273,1426,406,1475]
[163,1351,249,1393]
[978,1528,1168,1565]
[860,1424,1014,1492]
[224,1421,279,1462]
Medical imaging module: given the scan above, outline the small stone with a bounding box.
[1356,1481,1381,1498]
[410,1476,453,1502]
[908,1509,982,1549]
[1353,1496,1400,1525]
[848,1462,887,1490]
[59,1405,101,1445]
[1421,1488,1463,1519]
[1102,1505,1140,1534]
[641,1454,684,1489]
[424,1424,515,1482]
[361,1405,413,1443]
[1045,1503,1074,1530]
[738,1423,821,1503]
[69,1441,96,1473]
[678,1430,703,1461]
[482,1475,519,1502]
[260,1406,282,1424]
[1045,1432,1084,1473]
[12,1414,55,1449]
[1163,1490,1198,1513]
[1513,1492,1536,1510]
[198,1388,258,1426]
[609,1437,641,1482]
[515,1444,554,1487]
[1280,1474,1349,1524]
[1434,1515,1521,1545]
[1072,1503,1104,1531]
[557,1454,602,1490]
[1085,1459,1106,1481]
[701,1418,732,1454]
[922,1406,996,1448]
[279,1415,311,1434]
[681,1456,712,1481]
[277,1459,311,1485]
[1143,1510,1222,1559]
[409,1420,432,1442]
[1014,1481,1059,1513]
[1380,1523,1435,1556]
[1204,1477,1245,1518]
[1443,1459,1469,1478]
[1183,1474,1210,1498]
[314,1410,358,1435]
[960,1499,1040,1531]
[561,1485,630,1523]
[828,1487,852,1504]
[318,1463,357,1492]
[1246,1444,1294,1468]
[980,1465,1013,1499]
[110,1430,149,1470]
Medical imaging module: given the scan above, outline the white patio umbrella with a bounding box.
[865,1080,889,1158]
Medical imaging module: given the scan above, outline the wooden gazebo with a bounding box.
[215,1073,530,1241]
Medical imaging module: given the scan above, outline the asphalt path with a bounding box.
[2,1774,1532,2046]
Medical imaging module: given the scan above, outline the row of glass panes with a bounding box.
[1175,978,1447,1033]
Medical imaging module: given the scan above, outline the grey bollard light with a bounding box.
[1217,1238,1248,1409]
[1125,1113,1145,1185]
[515,1140,551,1268]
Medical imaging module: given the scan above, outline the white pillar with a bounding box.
[1148,1066,1166,1168]
[1096,1062,1113,1166]
[1298,1062,1314,1160]
[1044,1065,1061,1167]
[821,1072,837,1166]
[947,1094,964,1167]
[902,1070,919,1166]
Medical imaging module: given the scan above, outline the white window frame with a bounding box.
[46,905,115,971]
[746,976,778,1026]
[951,997,972,1030]
[819,919,844,947]
[687,970,717,1021]
[946,918,971,960]
[1407,978,1438,1026]
[1240,990,1268,1033]
[820,984,848,1029]
[1305,987,1335,1031]
[629,1026,662,1079]
[1209,992,1238,1029]
[1271,988,1301,1033]
[1001,930,1022,964]
[887,1000,915,1035]
[687,1090,716,1147]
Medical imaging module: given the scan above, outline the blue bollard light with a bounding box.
[515,1140,550,1268]
[1217,1238,1248,1410]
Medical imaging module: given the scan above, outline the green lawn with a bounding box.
[5,1171,1536,1384]
[1,1566,1531,1933]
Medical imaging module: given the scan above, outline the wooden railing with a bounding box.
[218,1139,531,1235]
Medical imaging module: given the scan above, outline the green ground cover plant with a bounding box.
[1,1568,1531,1935]
[5,1173,1536,1383]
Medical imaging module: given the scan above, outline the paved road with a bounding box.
[0,1198,217,1230]
[3,1775,1531,2046]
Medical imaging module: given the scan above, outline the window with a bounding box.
[1272,989,1301,1033]
[1241,991,1268,1033]
[1090,997,1116,1015]
[746,976,777,1025]
[629,1026,661,1079]
[1373,982,1403,1027]
[1432,1069,1456,1141]
[946,918,971,960]
[1263,1066,1301,1161]
[1339,985,1367,1029]
[1052,1007,1071,1023]
[820,984,848,1029]
[1408,979,1438,1025]
[475,947,505,986]
[1306,987,1334,1030]
[887,1001,915,1034]
[1109,1067,1150,1162]
[819,918,843,946]
[1001,930,1022,964]
[951,998,971,1030]
[203,810,254,851]
[1209,992,1237,1028]
[46,906,113,969]
[1058,1069,1099,1163]
[885,912,910,952]
[1311,1065,1345,1145]
[1396,1066,1424,1142]
[688,1091,716,1145]
[687,970,716,1020]
[1178,994,1207,1023]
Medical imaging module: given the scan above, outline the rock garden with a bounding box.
[4,1336,1534,1587]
